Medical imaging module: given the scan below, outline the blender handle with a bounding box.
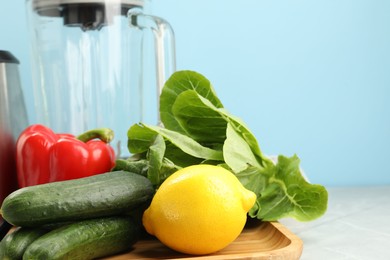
[128,11,176,93]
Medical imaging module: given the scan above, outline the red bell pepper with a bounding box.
[16,124,116,187]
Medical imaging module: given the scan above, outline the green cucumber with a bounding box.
[1,171,154,227]
[23,216,139,260]
[0,227,48,260]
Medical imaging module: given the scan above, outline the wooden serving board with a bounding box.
[104,219,303,260]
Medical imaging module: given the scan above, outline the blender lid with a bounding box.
[0,50,20,64]
[33,0,144,11]
[32,0,144,31]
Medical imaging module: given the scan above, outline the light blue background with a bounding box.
[1,0,389,187]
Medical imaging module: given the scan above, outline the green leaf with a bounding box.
[237,155,328,221]
[141,124,224,161]
[160,70,223,133]
[171,90,228,144]
[112,158,149,177]
[203,106,272,167]
[127,120,222,169]
[171,89,271,167]
[159,157,182,182]
[235,166,270,217]
[147,134,165,186]
[163,143,205,167]
[127,124,158,154]
[223,123,261,173]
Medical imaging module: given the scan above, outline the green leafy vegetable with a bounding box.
[236,155,328,221]
[223,123,261,172]
[119,70,328,222]
[160,70,223,134]
[172,90,228,144]
[130,124,224,161]
[147,134,166,185]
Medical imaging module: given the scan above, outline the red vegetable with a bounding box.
[16,124,116,187]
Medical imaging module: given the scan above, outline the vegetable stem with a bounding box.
[77,128,114,143]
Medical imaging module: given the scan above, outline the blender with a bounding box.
[26,0,176,157]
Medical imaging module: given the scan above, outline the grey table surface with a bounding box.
[280,186,390,260]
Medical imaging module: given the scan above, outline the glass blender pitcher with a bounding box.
[26,0,176,157]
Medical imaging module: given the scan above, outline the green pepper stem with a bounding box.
[76,128,114,143]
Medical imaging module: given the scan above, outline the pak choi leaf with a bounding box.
[160,70,223,134]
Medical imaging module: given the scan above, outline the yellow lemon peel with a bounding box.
[142,164,256,255]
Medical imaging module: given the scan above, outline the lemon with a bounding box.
[142,164,256,255]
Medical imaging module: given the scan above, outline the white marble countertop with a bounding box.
[280,186,390,260]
